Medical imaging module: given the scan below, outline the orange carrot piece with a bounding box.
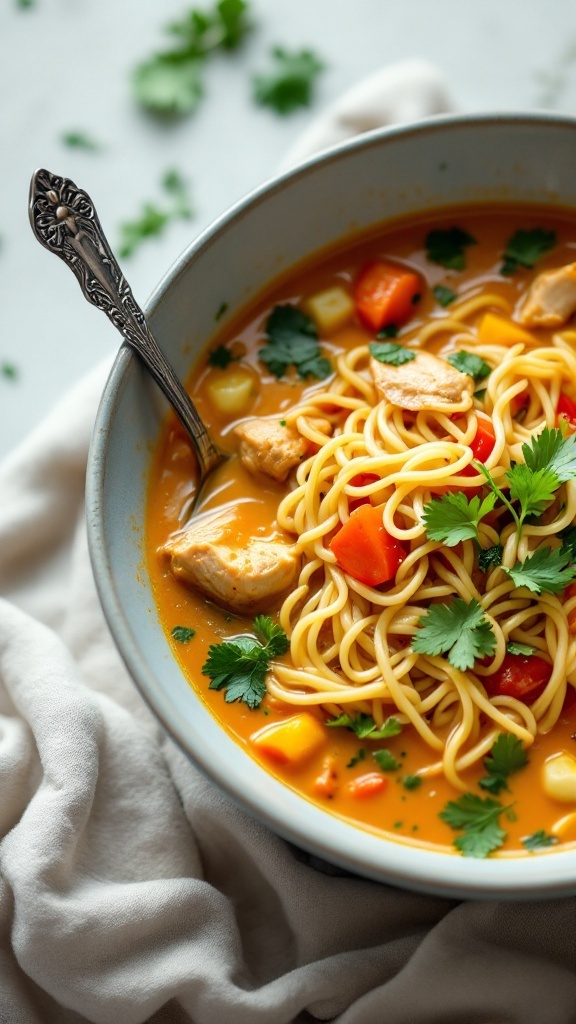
[330,503,405,586]
[354,260,421,332]
[346,772,388,799]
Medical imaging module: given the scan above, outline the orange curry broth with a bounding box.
[147,206,576,855]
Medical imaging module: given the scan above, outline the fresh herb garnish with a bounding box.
[202,615,289,709]
[478,544,504,572]
[522,829,558,851]
[373,749,401,772]
[60,131,103,152]
[118,169,193,257]
[440,793,511,857]
[133,0,251,116]
[433,284,457,307]
[326,712,403,740]
[208,344,236,368]
[1,362,18,381]
[425,227,477,270]
[500,228,556,275]
[368,341,415,366]
[252,47,324,114]
[347,748,367,768]
[447,350,492,383]
[171,625,196,643]
[422,491,497,547]
[503,545,576,595]
[506,641,537,656]
[402,774,422,790]
[376,324,399,339]
[479,734,529,795]
[259,304,331,380]
[412,597,496,672]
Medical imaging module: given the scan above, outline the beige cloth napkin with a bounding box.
[1,63,576,1024]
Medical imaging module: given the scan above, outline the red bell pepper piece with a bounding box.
[483,652,552,705]
[557,393,576,432]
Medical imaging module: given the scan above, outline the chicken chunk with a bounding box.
[234,417,330,482]
[370,350,474,413]
[162,508,299,613]
[517,261,576,328]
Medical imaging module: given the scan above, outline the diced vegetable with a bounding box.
[483,652,552,705]
[250,712,326,766]
[313,756,338,797]
[206,365,258,416]
[303,285,355,334]
[469,417,496,461]
[477,312,535,347]
[353,260,421,333]
[346,772,388,799]
[557,393,576,432]
[542,753,576,803]
[330,503,406,586]
[551,811,576,841]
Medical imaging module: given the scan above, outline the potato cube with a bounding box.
[303,286,355,334]
[206,366,258,416]
[542,752,576,803]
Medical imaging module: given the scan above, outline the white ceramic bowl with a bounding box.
[87,112,576,900]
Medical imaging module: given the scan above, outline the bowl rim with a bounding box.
[87,111,576,900]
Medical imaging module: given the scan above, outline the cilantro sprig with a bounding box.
[202,615,289,709]
[479,734,528,795]
[412,598,496,672]
[504,545,576,595]
[253,47,324,114]
[440,793,512,858]
[368,341,415,366]
[500,228,556,276]
[425,227,477,270]
[133,0,251,116]
[259,305,331,380]
[118,170,193,257]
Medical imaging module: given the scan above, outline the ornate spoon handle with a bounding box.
[29,168,222,477]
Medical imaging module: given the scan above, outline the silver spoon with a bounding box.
[28,168,223,481]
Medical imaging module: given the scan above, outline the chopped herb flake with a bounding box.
[369,341,415,366]
[425,227,476,270]
[413,597,496,672]
[522,830,558,851]
[253,47,324,115]
[259,304,331,380]
[171,625,196,643]
[447,350,492,382]
[500,228,556,275]
[433,284,457,307]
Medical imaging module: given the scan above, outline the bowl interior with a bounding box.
[87,113,576,899]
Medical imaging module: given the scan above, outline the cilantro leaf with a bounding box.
[440,794,509,858]
[259,305,331,380]
[433,284,457,307]
[376,324,399,339]
[479,734,528,795]
[171,625,196,643]
[447,350,492,383]
[500,228,556,275]
[521,428,576,483]
[402,774,422,790]
[118,170,193,257]
[1,362,19,382]
[506,641,536,656]
[507,463,559,519]
[425,227,477,270]
[560,525,576,560]
[208,345,236,368]
[252,47,324,115]
[368,341,415,366]
[478,544,503,572]
[504,545,576,594]
[373,748,401,772]
[60,130,103,152]
[422,491,496,547]
[133,0,251,116]
[162,169,194,217]
[522,830,558,851]
[347,748,367,768]
[202,616,288,709]
[326,712,402,740]
[413,598,496,671]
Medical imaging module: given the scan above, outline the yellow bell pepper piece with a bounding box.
[477,312,535,348]
[250,713,326,766]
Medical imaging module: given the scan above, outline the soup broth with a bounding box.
[147,206,576,857]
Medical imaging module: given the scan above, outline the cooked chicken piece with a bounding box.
[162,508,299,613]
[517,261,576,328]
[370,351,474,413]
[234,417,330,482]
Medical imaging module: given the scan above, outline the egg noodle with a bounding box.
[269,294,576,791]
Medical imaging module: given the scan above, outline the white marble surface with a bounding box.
[2,0,576,459]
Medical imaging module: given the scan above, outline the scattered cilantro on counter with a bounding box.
[522,830,558,851]
[60,131,104,152]
[479,734,528,795]
[133,0,251,116]
[326,712,403,740]
[440,793,512,858]
[422,491,497,547]
[447,350,492,383]
[1,362,19,381]
[412,597,496,672]
[500,228,556,275]
[433,284,457,307]
[259,304,331,380]
[118,170,193,257]
[425,227,477,270]
[202,615,289,709]
[252,47,324,114]
[171,625,196,643]
[368,341,415,366]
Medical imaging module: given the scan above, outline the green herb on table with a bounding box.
[252,47,324,115]
[440,793,512,858]
[369,341,415,366]
[171,625,196,643]
[118,169,193,258]
[412,597,496,672]
[60,131,104,152]
[425,227,477,270]
[15,0,35,8]
[202,615,289,709]
[326,712,403,740]
[133,0,251,116]
[433,284,457,307]
[447,350,492,383]
[500,228,556,275]
[479,734,529,795]
[522,829,558,851]
[1,362,19,381]
[259,304,331,380]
